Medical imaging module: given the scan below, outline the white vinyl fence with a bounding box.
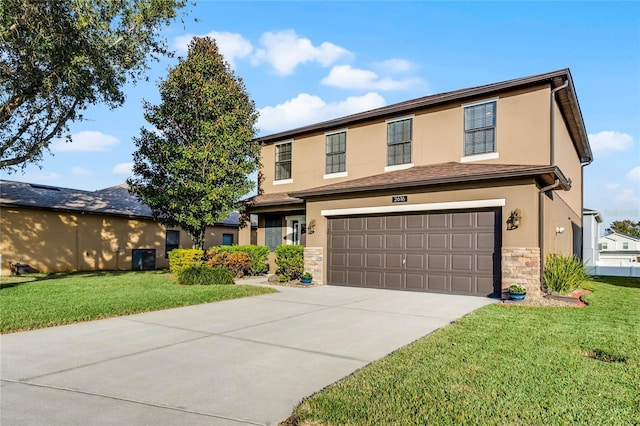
[592,263,640,278]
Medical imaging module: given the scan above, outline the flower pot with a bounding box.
[300,277,312,284]
[509,292,526,300]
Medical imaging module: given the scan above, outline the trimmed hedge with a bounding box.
[275,244,304,281]
[178,265,235,286]
[206,245,270,276]
[168,249,204,276]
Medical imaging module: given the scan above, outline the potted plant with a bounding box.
[300,272,313,284]
[508,284,527,300]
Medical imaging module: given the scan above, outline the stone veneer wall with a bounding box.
[502,247,541,298]
[303,247,324,285]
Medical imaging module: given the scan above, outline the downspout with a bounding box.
[550,80,569,165]
[538,179,561,292]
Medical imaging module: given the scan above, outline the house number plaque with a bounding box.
[392,195,408,203]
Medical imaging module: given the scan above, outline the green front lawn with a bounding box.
[288,276,640,425]
[0,270,276,333]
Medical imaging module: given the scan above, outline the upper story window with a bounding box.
[326,131,346,174]
[623,242,629,250]
[464,101,496,156]
[275,142,292,181]
[387,117,412,166]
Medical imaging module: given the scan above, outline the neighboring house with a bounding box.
[598,232,640,265]
[0,181,250,275]
[243,69,592,298]
[583,208,603,267]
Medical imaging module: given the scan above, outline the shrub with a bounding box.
[205,245,269,276]
[543,253,589,294]
[275,245,304,281]
[508,284,527,294]
[178,265,234,286]
[168,249,204,276]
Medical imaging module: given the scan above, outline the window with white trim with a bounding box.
[275,142,292,181]
[623,242,629,250]
[464,101,496,156]
[326,131,346,174]
[387,118,412,166]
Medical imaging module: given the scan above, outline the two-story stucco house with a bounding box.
[243,69,592,298]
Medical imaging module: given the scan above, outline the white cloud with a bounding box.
[112,162,133,175]
[258,92,386,133]
[321,65,423,91]
[374,58,416,73]
[626,166,640,183]
[52,131,119,153]
[254,30,350,75]
[614,187,640,206]
[71,166,92,176]
[17,171,60,184]
[174,31,253,68]
[588,131,633,153]
[605,183,621,190]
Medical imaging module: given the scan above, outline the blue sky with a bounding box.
[5,1,639,227]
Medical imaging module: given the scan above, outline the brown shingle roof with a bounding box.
[289,162,570,198]
[245,192,304,207]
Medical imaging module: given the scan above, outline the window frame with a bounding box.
[274,140,292,183]
[463,98,498,158]
[165,230,180,259]
[386,115,414,167]
[623,242,629,250]
[325,129,347,176]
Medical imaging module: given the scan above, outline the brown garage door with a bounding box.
[327,209,500,296]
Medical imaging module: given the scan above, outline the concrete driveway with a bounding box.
[1,281,494,425]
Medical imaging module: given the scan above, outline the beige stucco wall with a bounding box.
[542,192,582,259]
[260,84,553,195]
[0,207,239,275]
[552,104,583,219]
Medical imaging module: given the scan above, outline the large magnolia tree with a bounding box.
[0,0,187,169]
[128,37,261,249]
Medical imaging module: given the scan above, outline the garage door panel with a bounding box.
[327,209,499,296]
[406,215,426,229]
[386,253,403,268]
[405,253,424,269]
[451,275,473,293]
[427,275,448,291]
[428,234,448,249]
[364,272,383,287]
[406,233,424,249]
[452,212,473,228]
[428,214,448,228]
[366,216,384,229]
[385,216,403,229]
[477,232,494,249]
[406,274,425,290]
[386,234,403,249]
[452,233,473,249]
[428,254,448,269]
[367,234,384,249]
[330,234,347,249]
[348,234,364,249]
[348,253,364,267]
[476,254,494,272]
[366,253,383,268]
[384,272,403,289]
[331,252,346,267]
[347,270,364,286]
[451,254,472,271]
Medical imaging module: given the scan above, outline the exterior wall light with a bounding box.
[507,209,522,230]
[556,226,565,235]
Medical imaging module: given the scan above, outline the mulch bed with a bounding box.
[501,289,592,308]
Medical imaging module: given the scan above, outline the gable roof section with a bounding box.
[245,191,304,208]
[256,69,592,164]
[0,180,241,226]
[288,162,571,199]
[601,232,640,243]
